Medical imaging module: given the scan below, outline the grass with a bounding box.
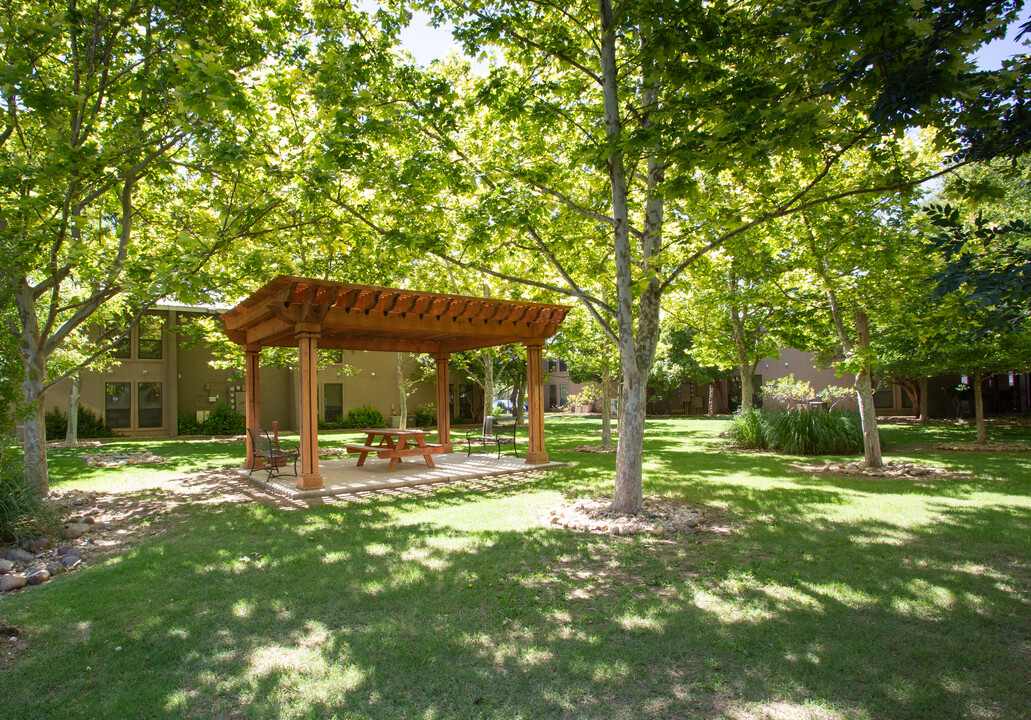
[2,416,1029,719]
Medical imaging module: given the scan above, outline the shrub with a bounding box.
[44,405,115,440]
[177,412,203,435]
[77,405,114,438]
[413,404,436,427]
[342,405,385,429]
[726,406,767,449]
[202,403,246,436]
[44,407,65,440]
[726,407,864,455]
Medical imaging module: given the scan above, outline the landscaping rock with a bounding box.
[45,562,66,576]
[56,545,76,557]
[26,536,51,553]
[25,568,50,586]
[0,559,13,574]
[548,496,709,539]
[82,451,164,468]
[0,574,27,592]
[61,522,91,540]
[5,548,34,563]
[61,556,81,570]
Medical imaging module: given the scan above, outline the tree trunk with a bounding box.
[396,353,408,430]
[898,378,919,418]
[65,371,81,444]
[613,369,647,514]
[708,382,716,416]
[918,377,929,422]
[16,279,49,497]
[973,370,986,444]
[482,350,495,420]
[854,368,883,468]
[515,379,525,425]
[729,286,754,410]
[600,364,613,449]
[738,367,754,412]
[21,368,49,497]
[853,311,883,468]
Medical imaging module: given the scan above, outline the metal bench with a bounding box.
[246,427,299,481]
[466,415,518,459]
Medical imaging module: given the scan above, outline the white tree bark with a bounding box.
[852,311,883,468]
[600,364,613,449]
[396,353,408,430]
[65,371,81,444]
[16,279,49,496]
[482,350,495,420]
[602,3,665,515]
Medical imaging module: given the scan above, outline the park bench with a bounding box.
[246,427,299,481]
[466,415,519,459]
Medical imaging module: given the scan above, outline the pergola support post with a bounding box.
[244,346,262,469]
[434,353,453,452]
[524,341,549,464]
[297,325,323,489]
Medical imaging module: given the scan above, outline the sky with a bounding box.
[397,7,1031,70]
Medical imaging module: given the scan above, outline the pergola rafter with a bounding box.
[221,275,570,490]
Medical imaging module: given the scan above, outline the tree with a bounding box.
[675,242,785,411]
[928,203,1031,442]
[412,0,1026,511]
[553,308,620,448]
[1,0,316,496]
[649,325,732,416]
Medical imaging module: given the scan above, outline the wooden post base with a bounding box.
[524,451,549,465]
[296,473,324,490]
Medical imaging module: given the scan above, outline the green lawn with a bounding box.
[2,416,1029,719]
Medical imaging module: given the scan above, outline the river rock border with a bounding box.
[792,460,969,479]
[82,451,165,468]
[549,496,708,537]
[0,490,104,594]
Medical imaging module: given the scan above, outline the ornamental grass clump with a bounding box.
[727,407,864,455]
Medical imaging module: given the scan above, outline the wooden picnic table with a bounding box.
[345,428,445,470]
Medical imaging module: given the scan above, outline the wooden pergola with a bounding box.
[221,275,570,489]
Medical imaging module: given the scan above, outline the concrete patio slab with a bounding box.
[235,452,566,499]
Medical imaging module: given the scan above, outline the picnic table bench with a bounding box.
[345,428,444,470]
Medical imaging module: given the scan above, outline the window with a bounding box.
[901,388,914,409]
[324,383,343,422]
[548,384,558,408]
[105,383,132,428]
[138,382,163,428]
[557,359,567,372]
[547,359,557,372]
[108,329,131,359]
[873,386,894,409]
[137,316,163,359]
[559,384,569,406]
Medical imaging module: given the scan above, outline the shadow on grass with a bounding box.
[4,476,1028,719]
